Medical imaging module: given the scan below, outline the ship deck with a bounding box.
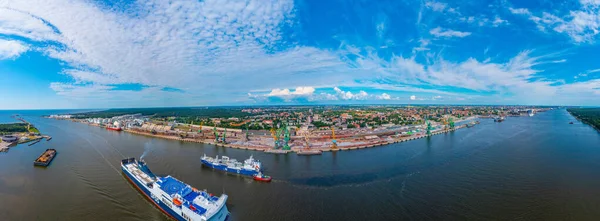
[124,164,155,184]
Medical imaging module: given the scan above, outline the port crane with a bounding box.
[271,125,291,150]
[213,127,219,142]
[331,126,338,150]
[282,125,291,150]
[270,128,280,149]
[213,127,226,143]
[425,119,433,136]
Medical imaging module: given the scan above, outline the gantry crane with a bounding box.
[270,128,279,149]
[331,126,338,150]
[426,119,433,136]
[213,126,219,143]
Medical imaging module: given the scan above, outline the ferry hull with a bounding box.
[121,165,185,221]
[200,160,259,177]
[122,163,230,221]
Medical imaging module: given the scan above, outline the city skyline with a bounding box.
[1,0,600,109]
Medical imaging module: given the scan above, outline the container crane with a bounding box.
[426,119,433,136]
[331,126,338,150]
[270,128,279,149]
[281,127,288,150]
[213,126,219,142]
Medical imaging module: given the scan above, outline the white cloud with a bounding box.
[425,1,447,12]
[333,87,369,100]
[1,0,357,98]
[268,87,316,97]
[1,0,599,107]
[0,39,28,59]
[63,70,121,84]
[509,8,531,15]
[492,16,509,27]
[575,68,600,79]
[430,27,471,38]
[250,87,397,102]
[0,8,60,41]
[510,3,600,43]
[378,93,391,100]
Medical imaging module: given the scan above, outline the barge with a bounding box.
[296,149,322,155]
[264,149,290,154]
[34,149,57,167]
[121,158,229,221]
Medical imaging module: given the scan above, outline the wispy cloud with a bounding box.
[430,27,471,38]
[0,0,599,107]
[510,2,600,43]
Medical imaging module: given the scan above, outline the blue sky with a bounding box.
[0,0,599,109]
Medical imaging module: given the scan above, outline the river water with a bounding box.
[1,109,600,220]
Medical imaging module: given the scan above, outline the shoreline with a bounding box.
[77,120,475,153]
[567,110,600,133]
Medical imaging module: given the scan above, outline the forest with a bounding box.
[568,108,600,130]
[0,123,30,134]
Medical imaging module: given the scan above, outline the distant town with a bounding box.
[47,105,552,154]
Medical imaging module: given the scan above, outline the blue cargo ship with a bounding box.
[121,158,229,221]
[200,154,262,177]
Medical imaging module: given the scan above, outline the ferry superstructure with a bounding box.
[200,154,262,177]
[121,158,229,221]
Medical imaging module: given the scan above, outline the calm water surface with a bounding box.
[1,109,600,220]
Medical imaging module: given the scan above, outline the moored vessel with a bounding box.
[106,126,122,131]
[296,149,322,155]
[34,149,57,167]
[264,149,290,154]
[121,158,229,221]
[200,154,262,177]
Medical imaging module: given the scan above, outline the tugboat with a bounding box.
[253,172,272,182]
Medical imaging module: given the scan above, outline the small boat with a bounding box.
[569,122,574,124]
[34,149,57,167]
[253,173,272,182]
